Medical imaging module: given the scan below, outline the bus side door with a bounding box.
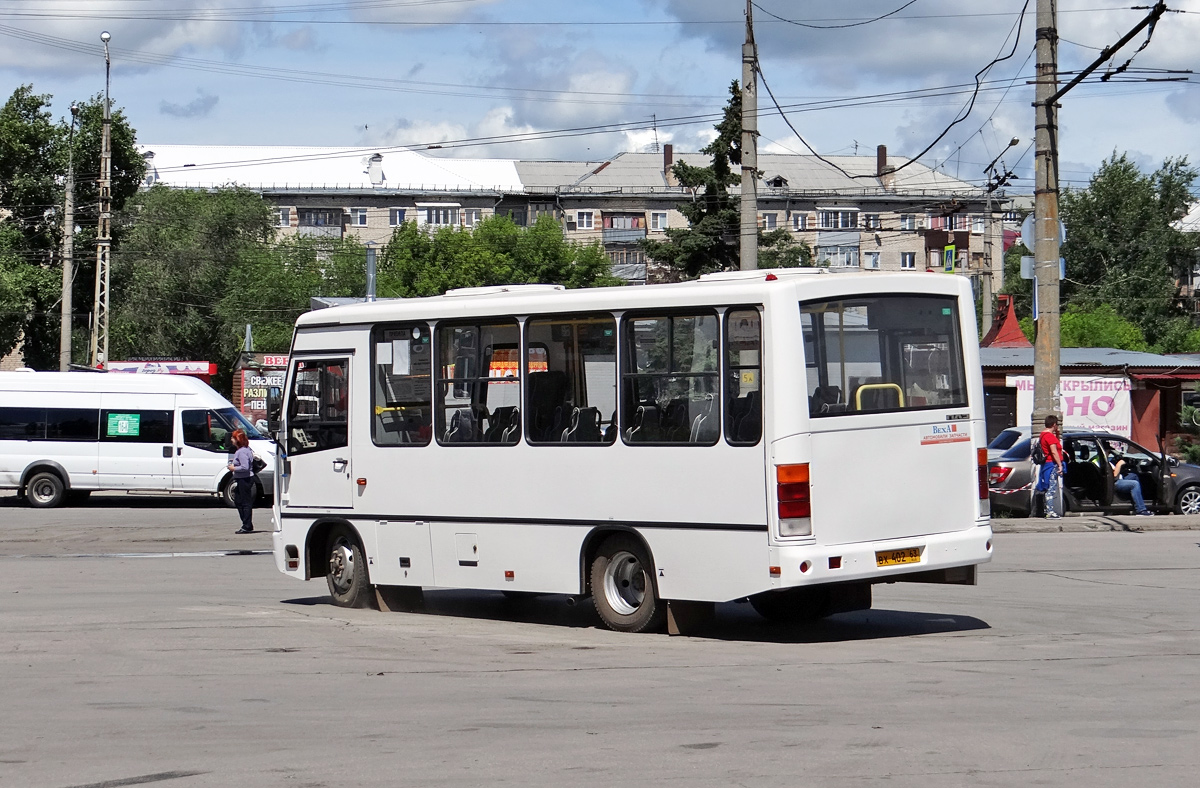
[282,357,353,509]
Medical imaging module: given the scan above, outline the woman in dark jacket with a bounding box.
[228,428,256,534]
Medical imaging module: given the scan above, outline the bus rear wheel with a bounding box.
[325,525,372,608]
[590,534,665,633]
[26,471,65,509]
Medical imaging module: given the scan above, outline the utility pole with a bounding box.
[59,103,79,372]
[1032,0,1060,430]
[90,31,113,369]
[739,0,758,271]
[1029,0,1166,428]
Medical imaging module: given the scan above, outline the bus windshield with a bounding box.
[802,294,968,417]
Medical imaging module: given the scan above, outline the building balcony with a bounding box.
[603,228,646,244]
[297,225,343,238]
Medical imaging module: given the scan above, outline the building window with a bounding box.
[817,246,859,267]
[275,207,291,228]
[761,213,777,230]
[901,252,916,269]
[389,208,407,227]
[503,208,527,227]
[971,215,986,234]
[425,207,458,226]
[863,213,882,230]
[350,208,368,227]
[463,209,482,228]
[862,251,881,269]
[604,214,644,230]
[818,210,858,229]
[298,208,340,227]
[899,214,915,231]
[577,211,594,230]
[651,212,668,231]
[792,212,808,230]
[950,214,968,231]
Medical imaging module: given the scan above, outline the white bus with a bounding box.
[0,371,276,508]
[271,269,993,632]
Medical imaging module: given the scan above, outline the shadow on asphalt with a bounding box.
[0,493,265,509]
[280,590,990,643]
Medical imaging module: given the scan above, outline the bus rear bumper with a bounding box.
[770,522,993,589]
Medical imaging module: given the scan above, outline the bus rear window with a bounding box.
[801,294,967,417]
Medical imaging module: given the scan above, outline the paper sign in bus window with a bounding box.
[107,413,140,437]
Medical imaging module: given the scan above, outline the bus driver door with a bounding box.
[282,357,353,509]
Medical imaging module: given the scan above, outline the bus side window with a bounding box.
[725,307,762,445]
[435,320,521,445]
[525,314,617,444]
[621,312,720,445]
[372,323,433,446]
[287,360,348,455]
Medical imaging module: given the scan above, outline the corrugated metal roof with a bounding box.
[981,346,1200,369]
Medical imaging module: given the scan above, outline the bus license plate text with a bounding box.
[876,547,922,567]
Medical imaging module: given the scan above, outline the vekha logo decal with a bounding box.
[920,423,972,445]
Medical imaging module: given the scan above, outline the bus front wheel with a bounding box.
[325,525,372,608]
[590,535,665,633]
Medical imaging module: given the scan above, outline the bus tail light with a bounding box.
[777,464,812,537]
[285,545,299,571]
[977,449,989,500]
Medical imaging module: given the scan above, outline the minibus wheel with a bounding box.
[26,471,65,509]
[590,534,665,633]
[325,525,372,608]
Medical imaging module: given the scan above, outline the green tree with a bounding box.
[1059,153,1198,346]
[379,214,620,297]
[0,85,144,368]
[641,81,810,279]
[110,186,276,392]
[1060,304,1148,351]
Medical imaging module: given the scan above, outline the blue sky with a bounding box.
[2,0,1199,191]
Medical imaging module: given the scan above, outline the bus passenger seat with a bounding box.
[689,394,716,443]
[528,371,568,441]
[445,408,477,442]
[604,410,617,444]
[486,406,519,443]
[625,405,646,442]
[564,407,602,442]
[735,390,761,443]
[811,385,841,414]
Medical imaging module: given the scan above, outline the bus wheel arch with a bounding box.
[585,529,666,633]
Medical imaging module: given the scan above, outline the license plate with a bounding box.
[876,547,922,567]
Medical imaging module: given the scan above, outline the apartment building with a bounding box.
[141,143,1007,288]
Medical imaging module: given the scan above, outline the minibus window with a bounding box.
[435,320,521,445]
[372,323,433,446]
[99,410,174,443]
[724,308,762,445]
[525,314,617,444]
[621,312,720,445]
[0,407,46,440]
[46,408,100,441]
[801,295,967,417]
[286,360,349,455]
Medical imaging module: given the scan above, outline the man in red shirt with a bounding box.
[1035,415,1065,518]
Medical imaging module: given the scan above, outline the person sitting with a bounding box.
[1108,448,1153,516]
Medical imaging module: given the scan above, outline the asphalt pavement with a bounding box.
[2,493,1200,787]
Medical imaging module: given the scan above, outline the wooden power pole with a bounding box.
[1032,0,1061,429]
[740,0,758,271]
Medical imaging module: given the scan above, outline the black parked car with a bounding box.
[988,430,1200,517]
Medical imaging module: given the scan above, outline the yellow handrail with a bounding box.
[855,383,905,410]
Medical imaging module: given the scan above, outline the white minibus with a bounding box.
[0,371,276,508]
[271,269,993,632]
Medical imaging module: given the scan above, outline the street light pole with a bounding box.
[90,31,113,369]
[58,103,79,372]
